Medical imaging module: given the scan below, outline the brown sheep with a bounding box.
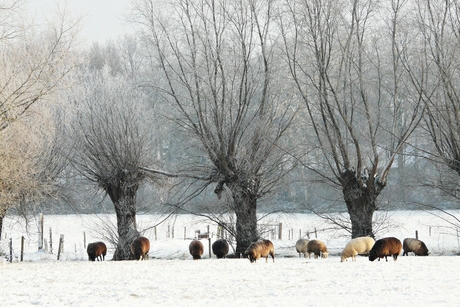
[369,237,402,262]
[189,240,204,260]
[295,238,310,258]
[245,239,275,263]
[306,239,328,259]
[87,241,107,261]
[131,236,150,260]
[403,238,429,256]
[212,239,229,259]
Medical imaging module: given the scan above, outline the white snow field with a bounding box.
[1,210,459,306]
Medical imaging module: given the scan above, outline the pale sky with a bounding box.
[26,0,131,45]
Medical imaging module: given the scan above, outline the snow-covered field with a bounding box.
[1,211,459,306]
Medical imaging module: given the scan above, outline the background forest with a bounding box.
[2,0,460,258]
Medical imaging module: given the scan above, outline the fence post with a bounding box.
[21,236,25,262]
[60,234,65,253]
[208,237,212,258]
[314,228,317,238]
[9,238,12,262]
[415,230,418,240]
[83,231,86,249]
[57,236,63,260]
[184,227,187,240]
[278,223,282,240]
[49,228,53,254]
[429,226,432,236]
[38,213,44,250]
[154,226,157,241]
[172,226,175,239]
[299,229,301,239]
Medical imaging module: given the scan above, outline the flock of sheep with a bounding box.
[295,236,429,262]
[86,235,429,262]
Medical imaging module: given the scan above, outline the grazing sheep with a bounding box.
[87,241,107,261]
[189,240,204,260]
[212,239,229,259]
[369,237,402,262]
[245,239,275,263]
[306,239,328,259]
[341,237,375,262]
[131,236,150,260]
[295,238,310,258]
[403,238,429,256]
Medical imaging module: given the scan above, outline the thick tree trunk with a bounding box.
[346,196,376,238]
[342,170,381,238]
[106,184,140,260]
[229,182,259,257]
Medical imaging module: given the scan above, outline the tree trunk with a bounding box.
[342,171,380,238]
[107,184,140,260]
[345,196,376,238]
[229,182,259,257]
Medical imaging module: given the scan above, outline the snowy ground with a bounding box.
[1,210,459,306]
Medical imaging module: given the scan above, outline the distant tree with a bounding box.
[0,0,80,132]
[69,69,154,260]
[0,1,80,236]
[131,0,298,255]
[411,1,460,183]
[281,0,423,237]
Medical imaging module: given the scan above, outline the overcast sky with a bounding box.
[26,0,131,45]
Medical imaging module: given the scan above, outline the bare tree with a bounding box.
[69,69,154,260]
[0,1,80,236]
[411,1,460,179]
[0,1,80,132]
[131,0,297,255]
[281,0,423,238]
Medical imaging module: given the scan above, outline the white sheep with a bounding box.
[341,236,375,262]
[295,238,310,258]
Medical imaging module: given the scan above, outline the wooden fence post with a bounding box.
[60,234,65,253]
[184,227,187,240]
[208,237,212,258]
[49,228,53,254]
[154,226,157,241]
[38,213,44,250]
[415,230,418,240]
[278,223,282,240]
[83,231,86,249]
[21,236,25,262]
[57,235,63,260]
[9,238,12,262]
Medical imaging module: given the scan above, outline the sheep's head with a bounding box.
[321,252,329,259]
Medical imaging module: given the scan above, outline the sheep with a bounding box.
[341,237,375,262]
[369,237,402,262]
[245,239,275,263]
[131,236,150,260]
[212,239,229,259]
[295,238,310,258]
[403,238,429,256]
[306,239,328,259]
[87,241,107,261]
[189,240,204,260]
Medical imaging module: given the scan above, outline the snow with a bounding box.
[1,211,460,306]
